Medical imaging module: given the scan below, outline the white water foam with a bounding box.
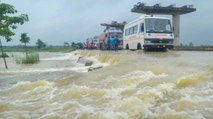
[41,51,80,61]
[0,51,110,74]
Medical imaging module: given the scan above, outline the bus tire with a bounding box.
[126,44,129,50]
[144,46,148,51]
[163,48,168,52]
[137,43,142,50]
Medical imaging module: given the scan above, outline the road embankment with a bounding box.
[174,47,213,51]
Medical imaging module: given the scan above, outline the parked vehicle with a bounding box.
[98,27,123,50]
[123,15,174,50]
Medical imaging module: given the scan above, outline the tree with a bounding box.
[0,2,29,42]
[20,33,30,47]
[189,42,193,47]
[36,39,46,49]
[180,43,183,47]
[71,42,76,48]
[76,42,83,49]
[64,42,70,47]
[0,2,29,69]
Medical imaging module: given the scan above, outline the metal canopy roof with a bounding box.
[101,21,126,32]
[131,3,196,15]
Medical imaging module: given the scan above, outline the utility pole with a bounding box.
[0,38,8,69]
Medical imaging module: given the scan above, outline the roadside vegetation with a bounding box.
[17,33,39,64]
[16,53,39,64]
[20,33,30,51]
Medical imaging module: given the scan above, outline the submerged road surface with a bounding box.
[0,50,213,119]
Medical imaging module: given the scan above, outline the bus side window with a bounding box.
[134,25,138,34]
[125,29,128,36]
[127,28,130,35]
[140,23,144,32]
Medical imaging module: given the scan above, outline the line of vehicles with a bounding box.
[86,15,175,51]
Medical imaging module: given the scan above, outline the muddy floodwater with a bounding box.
[0,50,213,119]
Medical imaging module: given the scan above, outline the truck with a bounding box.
[98,21,126,50]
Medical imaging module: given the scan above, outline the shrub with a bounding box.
[16,53,39,64]
[0,53,9,58]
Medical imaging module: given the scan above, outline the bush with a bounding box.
[16,53,39,64]
[0,53,9,58]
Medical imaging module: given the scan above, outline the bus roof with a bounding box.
[125,15,170,27]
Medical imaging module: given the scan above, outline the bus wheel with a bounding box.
[137,43,142,50]
[163,48,168,52]
[144,46,148,51]
[126,44,129,50]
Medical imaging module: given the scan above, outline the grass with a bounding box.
[3,46,77,53]
[16,53,40,64]
[4,46,76,64]
[0,53,9,58]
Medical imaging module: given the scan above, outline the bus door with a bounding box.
[138,23,145,47]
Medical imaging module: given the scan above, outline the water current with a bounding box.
[0,50,212,119]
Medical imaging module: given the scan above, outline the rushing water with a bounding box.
[0,50,213,119]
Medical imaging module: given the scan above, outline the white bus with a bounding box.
[123,15,174,50]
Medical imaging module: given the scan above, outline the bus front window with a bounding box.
[145,18,172,33]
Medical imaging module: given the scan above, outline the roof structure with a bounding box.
[101,21,126,28]
[131,3,196,15]
[101,21,127,31]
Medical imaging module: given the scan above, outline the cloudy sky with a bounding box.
[2,0,213,46]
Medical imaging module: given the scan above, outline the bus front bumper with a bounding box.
[144,45,174,49]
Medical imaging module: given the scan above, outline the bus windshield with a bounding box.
[145,18,172,33]
[108,33,123,39]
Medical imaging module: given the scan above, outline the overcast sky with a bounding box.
[2,0,213,46]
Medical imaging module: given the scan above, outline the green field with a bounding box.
[1,46,77,64]
[2,46,77,53]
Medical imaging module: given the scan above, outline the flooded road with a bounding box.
[0,50,213,119]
